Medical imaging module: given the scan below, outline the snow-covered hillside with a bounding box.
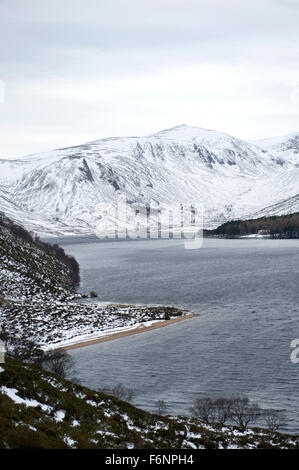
[0,216,188,349]
[2,358,299,449]
[250,132,299,218]
[253,133,299,165]
[0,125,299,236]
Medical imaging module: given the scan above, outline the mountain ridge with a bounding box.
[0,125,298,236]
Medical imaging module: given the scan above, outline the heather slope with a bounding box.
[1,358,298,449]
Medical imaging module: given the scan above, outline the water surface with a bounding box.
[53,237,299,433]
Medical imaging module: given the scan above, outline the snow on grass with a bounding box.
[64,436,76,447]
[1,217,188,350]
[45,318,167,350]
[182,440,197,449]
[3,296,186,350]
[54,410,66,422]
[1,386,52,412]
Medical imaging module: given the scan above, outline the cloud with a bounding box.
[0,0,298,155]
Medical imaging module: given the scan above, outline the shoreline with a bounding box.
[54,313,197,351]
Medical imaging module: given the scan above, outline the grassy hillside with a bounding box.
[1,358,298,449]
[205,212,299,238]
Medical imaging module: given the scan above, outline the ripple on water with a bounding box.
[54,237,299,434]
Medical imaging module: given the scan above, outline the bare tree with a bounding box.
[0,325,45,364]
[190,397,216,424]
[0,326,76,381]
[213,398,235,425]
[98,383,135,402]
[263,409,287,432]
[154,400,168,415]
[189,395,288,432]
[70,376,82,385]
[230,397,261,430]
[41,350,75,379]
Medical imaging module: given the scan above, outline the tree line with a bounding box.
[189,396,286,432]
[205,212,299,238]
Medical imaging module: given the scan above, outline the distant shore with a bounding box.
[54,313,197,351]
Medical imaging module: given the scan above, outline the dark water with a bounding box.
[53,237,299,433]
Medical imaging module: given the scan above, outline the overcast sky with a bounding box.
[0,0,298,157]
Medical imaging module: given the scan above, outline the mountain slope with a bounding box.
[0,214,79,300]
[253,133,299,165]
[0,125,299,236]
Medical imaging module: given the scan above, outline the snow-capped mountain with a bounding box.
[253,133,299,165]
[250,132,299,218]
[0,125,298,236]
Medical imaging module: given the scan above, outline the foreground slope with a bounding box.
[1,125,299,236]
[1,358,298,449]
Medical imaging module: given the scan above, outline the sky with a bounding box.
[0,0,298,157]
